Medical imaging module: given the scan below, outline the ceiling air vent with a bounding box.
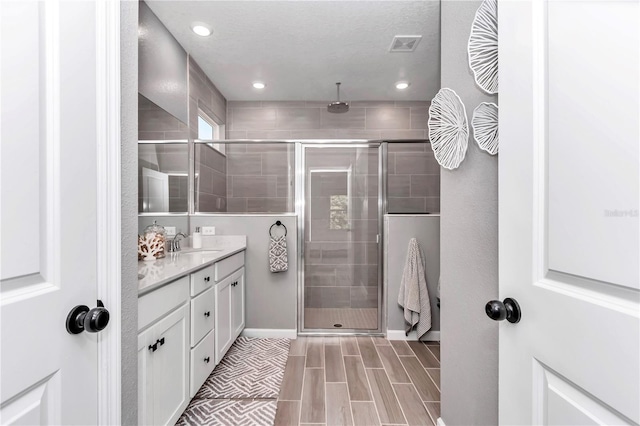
[389,35,422,52]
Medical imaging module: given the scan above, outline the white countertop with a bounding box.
[138,236,247,295]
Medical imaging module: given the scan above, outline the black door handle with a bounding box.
[204,356,210,363]
[204,311,210,317]
[485,298,521,323]
[66,300,110,334]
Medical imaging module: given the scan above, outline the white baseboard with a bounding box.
[387,329,440,341]
[437,417,445,426]
[241,328,298,339]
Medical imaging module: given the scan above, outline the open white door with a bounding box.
[498,0,639,424]
[1,1,120,424]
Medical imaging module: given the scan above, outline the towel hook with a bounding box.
[269,220,287,237]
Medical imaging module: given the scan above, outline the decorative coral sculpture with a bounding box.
[138,233,165,261]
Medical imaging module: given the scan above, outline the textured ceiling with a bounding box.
[145,1,441,101]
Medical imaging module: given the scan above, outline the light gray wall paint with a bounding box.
[440,1,499,425]
[189,215,297,330]
[120,2,138,424]
[385,215,440,334]
[138,1,188,124]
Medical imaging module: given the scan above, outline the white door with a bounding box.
[1,1,112,424]
[499,0,639,424]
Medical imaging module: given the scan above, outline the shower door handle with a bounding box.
[376,234,380,244]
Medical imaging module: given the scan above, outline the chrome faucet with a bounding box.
[169,232,188,252]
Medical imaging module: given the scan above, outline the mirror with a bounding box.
[195,142,296,214]
[138,142,189,213]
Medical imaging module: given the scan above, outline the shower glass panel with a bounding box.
[301,144,381,332]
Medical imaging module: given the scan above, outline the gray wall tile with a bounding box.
[245,130,292,139]
[388,175,411,197]
[227,130,247,139]
[305,287,351,309]
[263,101,307,109]
[320,108,366,129]
[351,286,378,308]
[411,174,440,197]
[228,153,262,176]
[366,108,410,129]
[410,107,430,130]
[231,107,277,130]
[380,130,427,139]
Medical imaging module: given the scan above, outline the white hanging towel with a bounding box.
[269,235,288,273]
[398,238,432,339]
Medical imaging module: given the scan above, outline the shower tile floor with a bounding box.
[275,337,441,425]
[304,308,378,330]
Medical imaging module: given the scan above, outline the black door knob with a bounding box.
[66,300,110,334]
[485,298,521,323]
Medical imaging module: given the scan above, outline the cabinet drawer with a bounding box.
[139,276,189,331]
[190,264,214,297]
[215,251,245,282]
[191,286,215,347]
[190,329,215,398]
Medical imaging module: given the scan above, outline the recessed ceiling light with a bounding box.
[252,82,266,89]
[396,82,410,90]
[192,25,211,37]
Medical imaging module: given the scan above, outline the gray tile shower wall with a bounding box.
[138,94,189,140]
[226,101,440,214]
[303,148,380,311]
[388,143,440,214]
[188,57,226,138]
[225,143,295,213]
[226,100,430,139]
[195,144,227,213]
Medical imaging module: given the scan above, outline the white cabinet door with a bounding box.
[137,327,155,426]
[231,268,246,339]
[153,305,190,426]
[215,276,233,365]
[499,1,639,424]
[138,304,190,426]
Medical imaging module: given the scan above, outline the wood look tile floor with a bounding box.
[275,337,441,426]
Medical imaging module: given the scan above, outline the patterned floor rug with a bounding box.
[177,337,290,426]
[195,337,290,399]
[176,399,277,426]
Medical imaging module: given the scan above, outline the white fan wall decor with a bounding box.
[468,0,498,94]
[428,88,469,170]
[472,102,499,155]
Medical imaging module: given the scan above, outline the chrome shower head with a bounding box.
[327,82,349,113]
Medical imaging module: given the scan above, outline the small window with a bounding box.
[198,116,215,139]
[198,111,225,154]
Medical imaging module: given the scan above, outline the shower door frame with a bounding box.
[297,142,387,336]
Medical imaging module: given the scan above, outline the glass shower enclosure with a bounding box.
[298,144,384,333]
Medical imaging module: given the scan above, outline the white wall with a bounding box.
[385,215,440,338]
